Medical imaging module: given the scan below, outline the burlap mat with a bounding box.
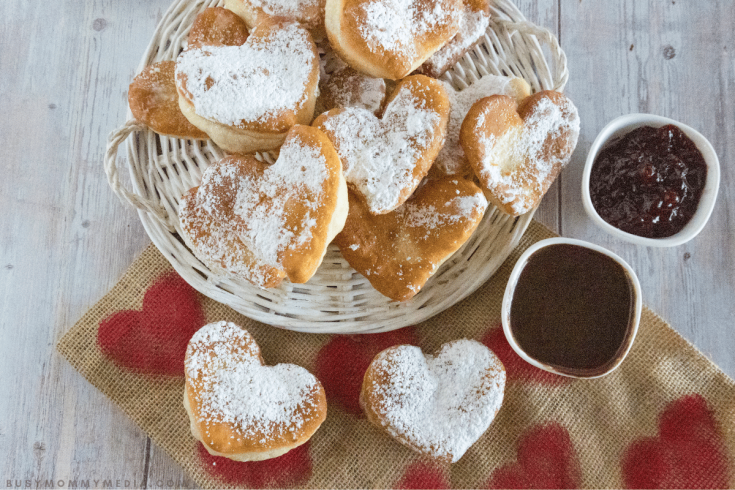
[57,221,735,489]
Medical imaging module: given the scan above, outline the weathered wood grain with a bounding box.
[145,444,198,489]
[559,0,735,378]
[0,0,171,484]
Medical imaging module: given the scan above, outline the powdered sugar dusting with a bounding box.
[175,22,315,126]
[423,6,489,76]
[179,195,279,287]
[357,0,458,58]
[451,193,488,217]
[437,75,527,175]
[319,65,386,115]
[249,0,321,17]
[179,130,329,286]
[347,77,385,113]
[320,86,441,214]
[366,340,505,462]
[402,193,486,230]
[232,137,327,266]
[186,322,321,443]
[476,95,580,214]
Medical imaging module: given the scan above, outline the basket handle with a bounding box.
[104,120,173,230]
[494,19,569,92]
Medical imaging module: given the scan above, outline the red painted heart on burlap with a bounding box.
[487,422,581,489]
[97,271,205,376]
[395,461,450,490]
[622,394,730,489]
[481,326,570,386]
[314,327,419,415]
[197,441,312,488]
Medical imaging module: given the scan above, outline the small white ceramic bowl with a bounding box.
[501,237,643,379]
[581,114,720,247]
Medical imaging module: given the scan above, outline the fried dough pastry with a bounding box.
[460,90,580,216]
[128,61,208,139]
[176,18,319,154]
[225,0,327,39]
[417,0,491,78]
[127,8,249,140]
[335,178,487,301]
[186,7,249,50]
[325,0,462,79]
[179,125,348,288]
[185,321,327,461]
[429,74,531,179]
[314,75,450,215]
[360,339,505,462]
[316,53,386,116]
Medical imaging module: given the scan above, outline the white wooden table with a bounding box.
[1,0,733,486]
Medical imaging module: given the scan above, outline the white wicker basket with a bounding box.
[105,0,568,333]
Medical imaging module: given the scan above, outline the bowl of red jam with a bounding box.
[582,114,720,247]
[502,238,643,379]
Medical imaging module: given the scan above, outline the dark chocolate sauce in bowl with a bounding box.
[507,244,638,377]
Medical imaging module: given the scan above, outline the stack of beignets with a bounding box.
[125,3,579,301]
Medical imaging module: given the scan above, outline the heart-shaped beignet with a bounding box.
[325,0,462,79]
[334,178,487,301]
[361,339,506,463]
[176,19,319,153]
[460,90,580,216]
[179,125,348,288]
[314,75,450,215]
[429,74,531,179]
[185,321,327,461]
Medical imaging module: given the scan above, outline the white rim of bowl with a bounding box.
[501,237,643,379]
[581,113,720,247]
